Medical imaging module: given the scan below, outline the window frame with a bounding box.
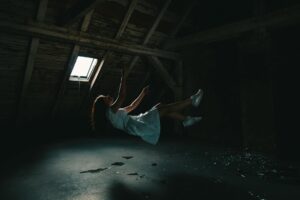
[69,56,99,82]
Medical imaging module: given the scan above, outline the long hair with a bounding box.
[90,95,111,134]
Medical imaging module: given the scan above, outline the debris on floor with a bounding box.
[208,150,300,183]
[122,156,133,159]
[127,172,138,176]
[111,162,125,166]
[80,167,108,174]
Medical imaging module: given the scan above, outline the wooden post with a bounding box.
[16,0,48,126]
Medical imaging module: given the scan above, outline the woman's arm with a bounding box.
[110,70,127,112]
[122,86,149,113]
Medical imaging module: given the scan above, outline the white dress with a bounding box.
[106,107,161,145]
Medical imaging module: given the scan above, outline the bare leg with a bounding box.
[156,98,192,117]
[164,112,202,127]
[165,112,187,121]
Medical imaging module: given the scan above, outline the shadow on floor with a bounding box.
[109,173,252,200]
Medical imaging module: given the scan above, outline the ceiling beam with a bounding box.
[125,0,173,77]
[165,4,300,49]
[16,0,48,125]
[59,0,104,26]
[0,21,180,60]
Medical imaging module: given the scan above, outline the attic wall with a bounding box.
[180,43,243,148]
[0,33,30,126]
[237,35,276,152]
[180,23,300,158]
[270,25,300,161]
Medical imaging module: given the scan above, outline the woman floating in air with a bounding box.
[91,68,203,145]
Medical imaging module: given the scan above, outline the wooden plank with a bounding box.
[59,0,104,26]
[126,0,173,76]
[0,21,179,60]
[147,56,177,92]
[52,11,94,117]
[16,0,48,125]
[165,4,300,49]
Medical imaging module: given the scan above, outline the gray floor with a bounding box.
[0,136,299,200]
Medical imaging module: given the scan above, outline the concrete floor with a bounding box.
[0,136,299,200]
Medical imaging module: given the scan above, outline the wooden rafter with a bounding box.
[165,4,300,49]
[59,0,104,26]
[115,0,138,40]
[168,0,196,39]
[108,0,179,24]
[52,10,94,117]
[126,0,173,77]
[89,0,139,92]
[16,0,48,125]
[0,21,179,60]
[142,0,195,95]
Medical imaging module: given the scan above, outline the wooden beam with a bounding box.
[108,0,178,24]
[126,0,173,77]
[89,56,106,91]
[52,11,94,117]
[143,0,173,45]
[142,0,195,92]
[59,0,104,26]
[89,0,139,92]
[168,0,196,38]
[165,4,300,49]
[0,21,179,60]
[147,56,177,92]
[157,59,183,100]
[115,0,138,40]
[16,0,48,125]
[36,0,48,22]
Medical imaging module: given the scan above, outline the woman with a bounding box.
[91,69,203,145]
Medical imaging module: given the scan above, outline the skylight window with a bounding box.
[69,56,98,82]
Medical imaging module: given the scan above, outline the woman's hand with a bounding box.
[142,85,149,95]
[121,66,128,80]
